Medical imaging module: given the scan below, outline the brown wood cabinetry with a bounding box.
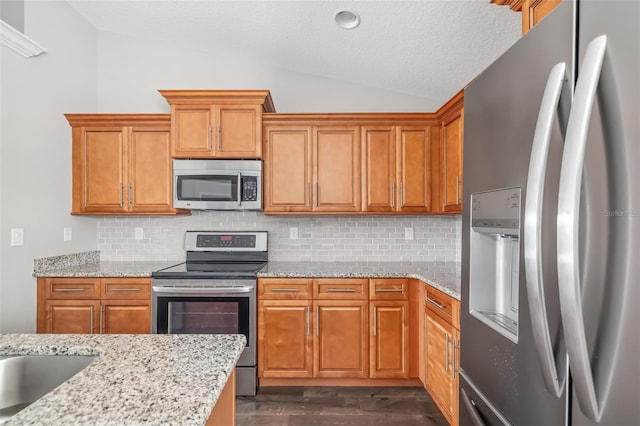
[436,91,464,213]
[424,285,460,426]
[362,126,432,213]
[66,114,182,215]
[159,90,275,159]
[490,0,563,34]
[263,114,437,215]
[37,277,151,334]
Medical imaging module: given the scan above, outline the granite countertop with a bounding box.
[33,261,182,278]
[0,333,245,425]
[259,261,461,300]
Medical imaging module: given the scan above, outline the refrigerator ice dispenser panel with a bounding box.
[469,187,521,343]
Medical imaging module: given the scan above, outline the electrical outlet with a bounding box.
[289,227,299,240]
[404,227,414,241]
[63,227,72,242]
[11,228,24,246]
[134,227,144,240]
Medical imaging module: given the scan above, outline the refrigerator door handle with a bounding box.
[557,35,608,423]
[524,61,567,398]
[460,387,486,426]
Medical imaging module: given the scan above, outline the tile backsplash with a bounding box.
[97,212,462,262]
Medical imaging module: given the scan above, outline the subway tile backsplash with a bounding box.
[97,212,462,262]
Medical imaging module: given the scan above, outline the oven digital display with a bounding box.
[196,234,257,248]
[221,236,232,241]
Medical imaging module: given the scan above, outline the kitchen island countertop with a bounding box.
[0,333,245,425]
[258,261,461,300]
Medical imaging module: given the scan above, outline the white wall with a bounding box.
[0,0,99,332]
[95,32,443,113]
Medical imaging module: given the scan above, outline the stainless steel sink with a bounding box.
[0,355,97,421]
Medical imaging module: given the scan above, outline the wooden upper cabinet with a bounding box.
[397,126,431,213]
[159,90,275,159]
[522,0,563,34]
[313,126,361,212]
[263,126,313,213]
[362,126,396,212]
[437,91,464,213]
[67,114,181,215]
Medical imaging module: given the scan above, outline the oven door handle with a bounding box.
[152,286,254,294]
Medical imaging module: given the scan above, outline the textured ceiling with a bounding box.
[66,0,521,109]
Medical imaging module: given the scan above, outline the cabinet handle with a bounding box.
[109,287,140,292]
[316,308,319,336]
[400,182,404,206]
[373,306,377,336]
[391,182,395,207]
[99,305,104,334]
[306,182,310,207]
[453,340,460,377]
[306,306,310,336]
[119,183,124,208]
[207,125,212,150]
[89,305,94,334]
[128,184,133,208]
[456,175,461,204]
[315,183,319,207]
[326,288,357,293]
[376,287,405,293]
[425,296,448,311]
[54,288,86,292]
[270,288,300,293]
[217,126,222,151]
[445,333,450,372]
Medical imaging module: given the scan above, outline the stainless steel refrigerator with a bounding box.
[460,0,640,425]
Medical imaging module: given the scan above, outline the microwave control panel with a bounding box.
[242,177,258,201]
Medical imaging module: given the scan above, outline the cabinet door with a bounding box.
[370,301,410,378]
[425,308,456,424]
[171,105,214,157]
[80,127,126,213]
[128,126,174,213]
[101,300,151,334]
[397,126,431,213]
[258,300,313,378]
[313,126,361,212]
[314,300,368,378]
[214,104,262,158]
[44,300,100,334]
[522,0,563,34]
[441,110,463,212]
[263,126,312,212]
[362,126,396,212]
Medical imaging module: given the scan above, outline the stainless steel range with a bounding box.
[151,230,267,396]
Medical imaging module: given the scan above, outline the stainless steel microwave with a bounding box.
[173,159,262,210]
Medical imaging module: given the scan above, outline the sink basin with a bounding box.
[0,355,97,421]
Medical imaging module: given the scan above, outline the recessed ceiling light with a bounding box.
[335,10,361,30]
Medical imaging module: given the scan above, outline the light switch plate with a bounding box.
[404,227,414,241]
[11,228,24,246]
[135,227,144,240]
[289,227,299,240]
[63,227,72,242]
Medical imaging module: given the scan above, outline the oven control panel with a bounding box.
[197,234,255,248]
[185,231,268,252]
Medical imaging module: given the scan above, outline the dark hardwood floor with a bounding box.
[236,386,449,426]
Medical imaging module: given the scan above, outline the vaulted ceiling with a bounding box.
[67,0,521,109]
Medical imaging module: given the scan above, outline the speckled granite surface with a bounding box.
[0,333,245,425]
[33,251,100,272]
[33,260,182,278]
[258,261,461,300]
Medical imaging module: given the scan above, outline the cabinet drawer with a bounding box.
[369,279,409,300]
[101,278,151,300]
[45,278,101,299]
[424,285,460,329]
[258,278,312,299]
[313,279,368,300]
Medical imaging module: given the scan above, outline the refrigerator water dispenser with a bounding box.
[469,187,521,343]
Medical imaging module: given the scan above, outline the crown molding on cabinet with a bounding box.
[490,0,525,11]
[0,20,46,58]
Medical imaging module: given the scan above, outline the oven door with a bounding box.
[151,280,256,366]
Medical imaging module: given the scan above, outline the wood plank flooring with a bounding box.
[236,386,449,426]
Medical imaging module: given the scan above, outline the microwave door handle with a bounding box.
[237,172,242,206]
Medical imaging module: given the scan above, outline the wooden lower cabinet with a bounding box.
[314,300,369,378]
[370,300,410,379]
[37,277,151,334]
[258,300,313,378]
